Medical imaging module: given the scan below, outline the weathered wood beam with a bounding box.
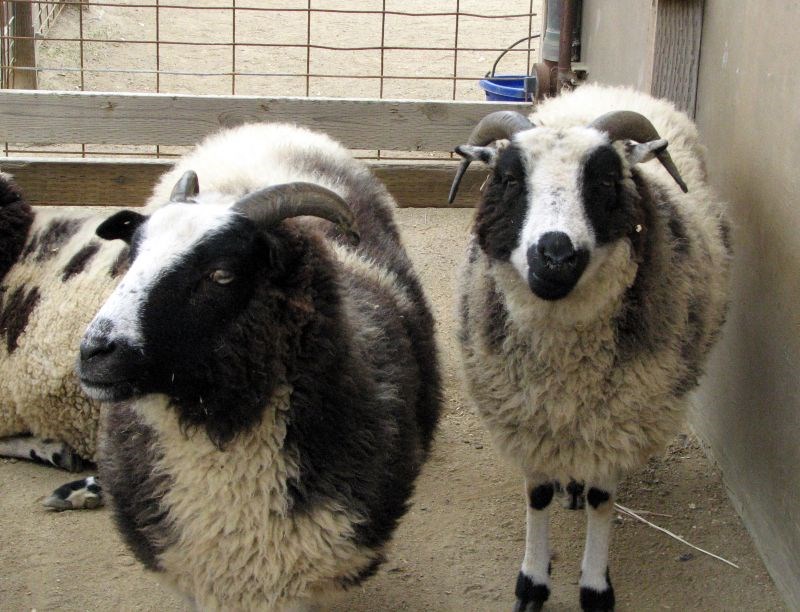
[0,91,530,151]
[2,157,487,209]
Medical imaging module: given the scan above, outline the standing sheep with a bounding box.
[76,123,441,610]
[450,85,731,611]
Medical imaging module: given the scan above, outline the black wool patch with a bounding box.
[586,487,610,509]
[30,218,83,262]
[474,146,528,261]
[482,278,508,351]
[109,246,130,278]
[0,175,34,284]
[0,285,41,353]
[566,480,585,510]
[62,242,101,281]
[515,571,550,608]
[580,570,615,611]
[529,483,554,510]
[100,404,174,571]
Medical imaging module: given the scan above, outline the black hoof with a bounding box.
[514,571,549,612]
[580,585,615,611]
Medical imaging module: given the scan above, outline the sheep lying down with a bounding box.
[44,123,440,610]
[0,171,129,498]
[451,85,731,611]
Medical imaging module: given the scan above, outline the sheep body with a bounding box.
[84,123,440,609]
[0,175,128,462]
[455,84,730,609]
[459,84,730,483]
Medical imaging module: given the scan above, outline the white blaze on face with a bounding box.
[85,201,238,348]
[508,128,609,283]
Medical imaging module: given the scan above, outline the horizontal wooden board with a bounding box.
[2,157,488,209]
[0,90,531,151]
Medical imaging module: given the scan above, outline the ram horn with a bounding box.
[448,110,534,204]
[588,110,688,193]
[169,170,200,202]
[232,182,359,243]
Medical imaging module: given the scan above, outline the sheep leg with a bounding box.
[0,434,86,471]
[513,474,553,612]
[43,476,104,511]
[579,484,617,611]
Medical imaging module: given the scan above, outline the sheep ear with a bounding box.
[96,210,147,243]
[625,138,668,165]
[454,144,501,168]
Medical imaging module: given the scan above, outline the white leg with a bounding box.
[514,474,553,612]
[579,484,616,611]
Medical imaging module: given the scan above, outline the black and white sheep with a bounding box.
[0,170,135,500]
[449,85,731,611]
[75,123,441,609]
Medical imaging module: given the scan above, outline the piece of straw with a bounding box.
[614,502,740,569]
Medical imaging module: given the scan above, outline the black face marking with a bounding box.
[0,284,40,353]
[474,145,528,261]
[81,214,299,448]
[529,482,554,510]
[587,487,610,509]
[515,571,550,608]
[62,242,101,281]
[580,569,615,611]
[581,146,640,246]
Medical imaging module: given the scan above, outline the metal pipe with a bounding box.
[558,0,577,92]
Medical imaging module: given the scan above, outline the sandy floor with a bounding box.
[0,209,786,611]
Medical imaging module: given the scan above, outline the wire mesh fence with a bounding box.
[2,0,542,159]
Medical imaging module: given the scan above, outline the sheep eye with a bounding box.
[601,179,614,188]
[210,269,235,285]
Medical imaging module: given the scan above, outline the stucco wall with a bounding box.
[581,0,654,90]
[692,2,800,608]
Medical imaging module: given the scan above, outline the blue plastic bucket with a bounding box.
[479,75,532,102]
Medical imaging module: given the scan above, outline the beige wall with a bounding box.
[581,0,654,90]
[693,2,800,608]
[581,1,800,608]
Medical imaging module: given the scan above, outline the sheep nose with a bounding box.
[526,232,590,300]
[80,334,116,362]
[537,231,577,266]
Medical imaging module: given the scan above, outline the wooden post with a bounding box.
[649,0,704,116]
[11,0,37,89]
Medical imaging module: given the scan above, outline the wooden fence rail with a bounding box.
[0,91,531,207]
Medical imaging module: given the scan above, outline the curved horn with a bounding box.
[232,182,359,243]
[449,111,534,204]
[170,170,200,202]
[589,110,688,193]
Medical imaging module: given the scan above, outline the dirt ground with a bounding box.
[0,208,787,611]
[0,2,789,611]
